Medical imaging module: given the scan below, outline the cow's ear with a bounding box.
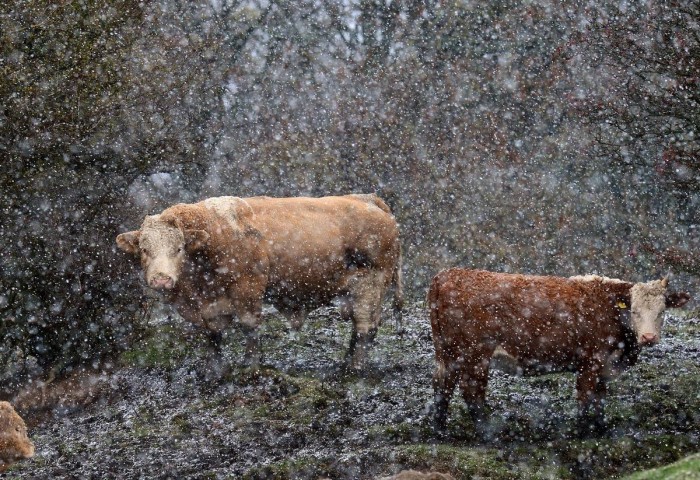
[666,291,690,309]
[116,231,141,254]
[185,229,209,251]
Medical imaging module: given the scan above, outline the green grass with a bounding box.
[621,453,700,480]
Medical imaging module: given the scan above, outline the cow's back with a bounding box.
[429,269,623,366]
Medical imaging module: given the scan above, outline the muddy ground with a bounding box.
[3,303,700,479]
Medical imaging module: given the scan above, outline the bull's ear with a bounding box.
[661,276,669,288]
[185,229,209,251]
[116,231,141,254]
[666,291,690,308]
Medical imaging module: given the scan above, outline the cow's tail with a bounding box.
[392,244,404,334]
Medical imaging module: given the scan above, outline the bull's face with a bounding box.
[629,277,690,346]
[116,215,209,290]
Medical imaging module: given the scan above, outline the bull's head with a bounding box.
[116,215,209,290]
[625,277,690,346]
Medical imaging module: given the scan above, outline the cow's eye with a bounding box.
[177,247,183,253]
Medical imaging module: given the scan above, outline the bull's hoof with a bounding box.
[340,358,366,377]
[197,356,233,384]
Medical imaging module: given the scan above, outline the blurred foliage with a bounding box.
[0,0,698,385]
[564,1,700,271]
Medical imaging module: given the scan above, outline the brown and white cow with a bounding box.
[116,194,403,370]
[0,401,34,472]
[428,269,690,434]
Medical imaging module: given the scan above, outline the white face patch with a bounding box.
[569,274,626,284]
[138,215,186,289]
[629,279,668,345]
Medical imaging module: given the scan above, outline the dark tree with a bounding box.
[565,0,700,274]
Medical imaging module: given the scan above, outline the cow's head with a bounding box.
[624,277,690,346]
[0,401,34,471]
[116,214,209,290]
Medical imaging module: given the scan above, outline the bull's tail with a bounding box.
[392,244,404,333]
[427,273,444,358]
[349,193,392,214]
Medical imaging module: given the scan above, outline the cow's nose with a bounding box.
[640,333,658,345]
[149,275,174,290]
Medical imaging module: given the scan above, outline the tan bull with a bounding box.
[117,194,403,370]
[0,401,34,472]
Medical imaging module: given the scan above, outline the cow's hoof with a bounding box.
[574,417,608,438]
[243,358,262,374]
[432,419,448,437]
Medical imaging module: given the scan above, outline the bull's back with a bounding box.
[244,195,399,289]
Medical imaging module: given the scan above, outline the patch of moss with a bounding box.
[241,456,331,480]
[119,325,209,369]
[393,444,519,480]
[607,360,700,433]
[545,434,699,479]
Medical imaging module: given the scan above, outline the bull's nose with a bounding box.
[640,333,658,345]
[149,275,175,290]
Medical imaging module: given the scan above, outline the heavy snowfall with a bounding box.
[1,1,699,479]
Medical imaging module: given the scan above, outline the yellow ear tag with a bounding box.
[617,301,628,309]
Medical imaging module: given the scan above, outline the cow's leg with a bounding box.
[458,354,491,430]
[345,271,385,370]
[432,357,460,432]
[576,366,607,435]
[286,308,307,331]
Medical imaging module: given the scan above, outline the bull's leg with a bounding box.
[177,305,224,355]
[458,356,491,431]
[432,358,459,432]
[177,306,233,381]
[576,367,607,436]
[233,296,264,370]
[345,272,385,370]
[207,329,224,353]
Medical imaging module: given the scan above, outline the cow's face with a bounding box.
[629,278,690,346]
[116,215,208,290]
[0,401,34,468]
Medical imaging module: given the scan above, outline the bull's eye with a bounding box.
[177,247,183,253]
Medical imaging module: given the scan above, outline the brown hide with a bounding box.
[0,401,34,472]
[428,268,688,433]
[117,194,402,369]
